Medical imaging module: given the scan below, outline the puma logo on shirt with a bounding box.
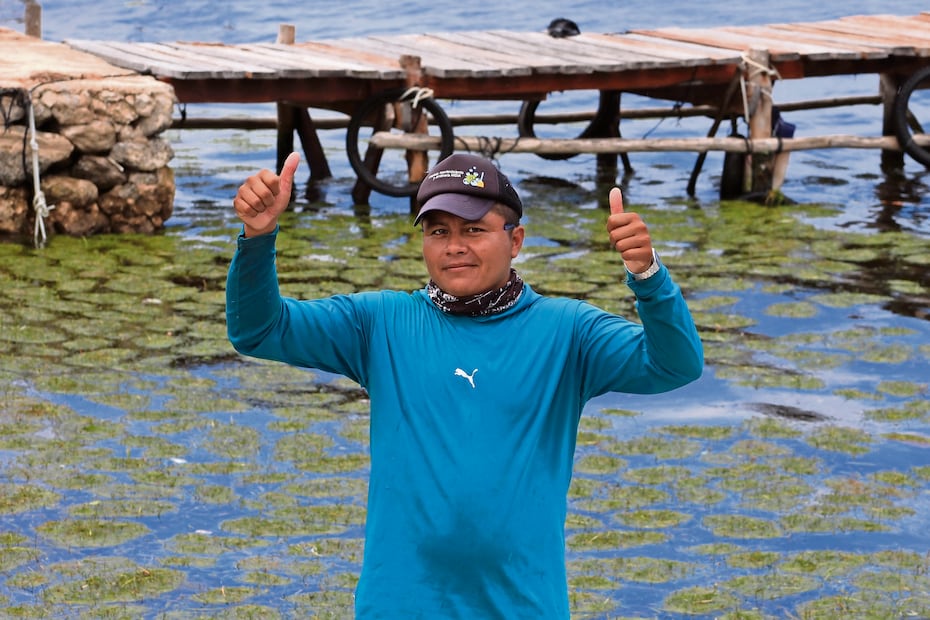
[454,368,478,388]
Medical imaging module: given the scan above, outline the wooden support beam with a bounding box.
[745,48,774,194]
[879,72,905,172]
[275,24,297,174]
[367,131,929,154]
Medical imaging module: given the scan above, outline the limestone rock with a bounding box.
[41,175,99,208]
[71,155,127,191]
[110,137,174,171]
[48,200,110,236]
[60,119,117,154]
[134,93,175,137]
[32,88,95,126]
[0,185,29,234]
[0,126,74,186]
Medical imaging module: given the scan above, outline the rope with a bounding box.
[454,135,521,159]
[740,54,782,81]
[26,94,54,248]
[739,54,780,122]
[400,86,435,108]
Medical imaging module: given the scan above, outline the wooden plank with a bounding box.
[481,31,681,68]
[840,14,930,45]
[64,40,230,78]
[586,32,742,64]
[761,23,918,56]
[245,42,405,79]
[800,14,930,47]
[294,40,406,72]
[422,32,624,74]
[362,33,536,78]
[321,35,517,78]
[632,26,867,62]
[720,25,894,59]
[173,42,392,79]
[131,42,282,77]
[494,31,722,71]
[155,43,306,76]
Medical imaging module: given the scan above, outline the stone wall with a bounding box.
[0,75,176,237]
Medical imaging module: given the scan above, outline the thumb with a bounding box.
[278,152,300,201]
[608,187,624,215]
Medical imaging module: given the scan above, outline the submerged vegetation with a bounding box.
[0,184,928,617]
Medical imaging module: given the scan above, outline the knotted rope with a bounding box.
[27,96,54,248]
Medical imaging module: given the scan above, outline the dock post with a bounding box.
[400,54,428,214]
[744,48,775,196]
[879,73,905,173]
[275,25,297,175]
[24,1,41,38]
[273,25,332,183]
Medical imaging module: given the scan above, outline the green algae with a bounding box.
[806,425,873,454]
[0,484,61,515]
[0,533,40,572]
[567,529,667,551]
[702,514,782,539]
[726,550,781,569]
[43,566,182,605]
[615,509,691,529]
[664,586,740,615]
[574,454,625,475]
[37,519,149,548]
[724,572,820,600]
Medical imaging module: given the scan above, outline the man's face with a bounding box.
[421,208,524,298]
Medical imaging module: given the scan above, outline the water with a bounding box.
[1,1,930,618]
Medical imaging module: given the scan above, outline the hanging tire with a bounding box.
[518,96,615,161]
[892,65,930,168]
[346,88,455,197]
[517,99,581,160]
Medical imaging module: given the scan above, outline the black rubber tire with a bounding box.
[346,88,455,197]
[517,98,591,161]
[893,65,930,168]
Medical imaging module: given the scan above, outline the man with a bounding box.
[226,152,703,618]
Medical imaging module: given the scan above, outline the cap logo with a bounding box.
[464,167,485,189]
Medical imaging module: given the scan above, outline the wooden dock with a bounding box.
[5,12,930,201]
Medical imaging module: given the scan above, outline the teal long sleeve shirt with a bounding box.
[225,230,703,619]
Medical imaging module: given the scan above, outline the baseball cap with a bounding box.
[414,153,523,225]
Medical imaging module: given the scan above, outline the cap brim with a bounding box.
[413,193,496,226]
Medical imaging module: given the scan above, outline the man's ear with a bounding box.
[510,225,525,258]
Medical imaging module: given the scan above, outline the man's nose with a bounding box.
[445,230,467,253]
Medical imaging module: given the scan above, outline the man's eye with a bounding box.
[465,227,485,234]
[428,228,447,236]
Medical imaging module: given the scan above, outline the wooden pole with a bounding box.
[879,73,905,173]
[24,1,41,38]
[400,54,428,213]
[368,131,928,154]
[745,49,774,194]
[275,24,297,174]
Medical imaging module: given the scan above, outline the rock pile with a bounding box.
[1,75,177,237]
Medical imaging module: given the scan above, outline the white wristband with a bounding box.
[629,250,661,281]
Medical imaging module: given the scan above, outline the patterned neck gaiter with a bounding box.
[427,269,525,316]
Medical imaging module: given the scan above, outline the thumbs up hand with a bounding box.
[605,187,655,275]
[233,152,300,238]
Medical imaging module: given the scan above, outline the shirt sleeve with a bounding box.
[577,263,703,398]
[225,229,370,386]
